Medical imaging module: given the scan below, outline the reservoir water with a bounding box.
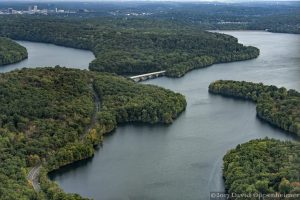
[0,40,95,73]
[49,31,300,200]
[2,32,299,200]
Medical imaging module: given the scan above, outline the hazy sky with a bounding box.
[3,0,300,4]
[5,0,300,2]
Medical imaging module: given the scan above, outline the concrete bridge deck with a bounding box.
[130,70,166,82]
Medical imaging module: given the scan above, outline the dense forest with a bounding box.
[0,16,259,77]
[223,139,300,197]
[209,80,300,137]
[0,37,27,66]
[0,1,298,34]
[0,67,186,200]
[149,2,300,34]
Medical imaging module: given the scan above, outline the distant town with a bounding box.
[0,5,90,15]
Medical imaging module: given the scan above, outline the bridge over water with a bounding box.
[130,70,166,82]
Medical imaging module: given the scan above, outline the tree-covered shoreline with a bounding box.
[223,139,300,197]
[0,37,27,66]
[1,1,298,34]
[0,16,259,77]
[0,67,186,199]
[209,80,300,137]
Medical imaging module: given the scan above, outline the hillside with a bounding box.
[0,67,186,200]
[0,16,259,77]
[223,139,300,196]
[0,37,27,66]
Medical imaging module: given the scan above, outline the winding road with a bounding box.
[27,165,41,192]
[83,85,101,137]
[27,84,101,192]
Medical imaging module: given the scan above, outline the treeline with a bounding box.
[247,14,300,34]
[209,80,300,136]
[0,16,259,77]
[0,37,27,66]
[2,2,298,34]
[146,2,300,34]
[223,138,300,197]
[94,73,186,124]
[0,67,186,199]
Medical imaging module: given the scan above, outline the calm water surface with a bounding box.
[0,41,94,73]
[49,31,300,200]
[4,32,299,200]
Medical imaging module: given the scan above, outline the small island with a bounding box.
[209,80,300,136]
[223,138,300,195]
[0,67,186,199]
[0,37,28,66]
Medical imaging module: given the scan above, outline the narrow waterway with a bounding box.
[0,40,95,73]
[2,31,299,200]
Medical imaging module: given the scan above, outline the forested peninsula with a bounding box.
[223,139,300,197]
[209,80,300,136]
[0,37,27,66]
[0,67,186,200]
[0,16,259,77]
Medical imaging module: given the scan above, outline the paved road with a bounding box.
[83,85,101,137]
[27,84,101,192]
[27,165,41,192]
